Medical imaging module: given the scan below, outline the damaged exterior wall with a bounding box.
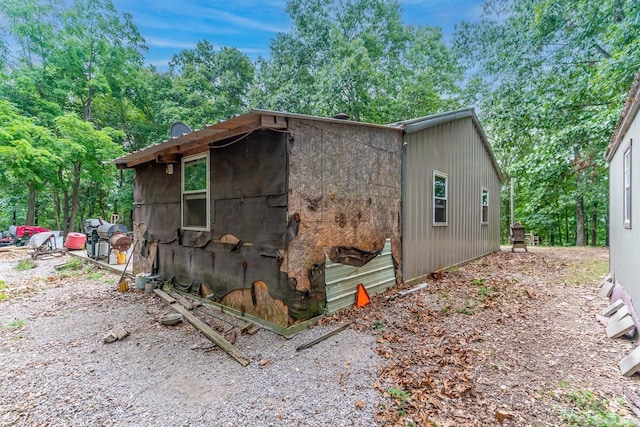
[132,119,403,329]
[402,115,502,282]
[285,118,404,303]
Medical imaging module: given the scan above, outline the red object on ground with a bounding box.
[16,226,50,238]
[64,232,86,250]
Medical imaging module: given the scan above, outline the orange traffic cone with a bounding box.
[355,283,371,308]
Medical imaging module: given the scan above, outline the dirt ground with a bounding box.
[1,245,639,426]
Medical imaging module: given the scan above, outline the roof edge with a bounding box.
[606,70,640,162]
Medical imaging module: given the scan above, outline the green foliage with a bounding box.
[15,258,35,271]
[454,0,640,246]
[56,257,84,271]
[1,319,25,329]
[560,389,635,426]
[252,0,463,123]
[0,280,6,290]
[165,41,254,129]
[387,387,411,402]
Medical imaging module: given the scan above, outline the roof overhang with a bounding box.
[392,107,504,182]
[605,70,640,162]
[113,109,400,169]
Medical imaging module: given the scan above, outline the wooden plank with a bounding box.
[296,323,352,352]
[170,292,194,310]
[154,289,250,366]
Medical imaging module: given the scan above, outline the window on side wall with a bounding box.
[433,171,448,226]
[624,142,632,229]
[182,153,209,230]
[481,187,489,224]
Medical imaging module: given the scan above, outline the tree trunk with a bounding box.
[26,184,37,225]
[591,205,597,247]
[576,194,586,246]
[53,190,61,231]
[69,163,82,233]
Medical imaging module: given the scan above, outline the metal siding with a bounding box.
[325,239,395,314]
[403,117,501,282]
[610,109,640,313]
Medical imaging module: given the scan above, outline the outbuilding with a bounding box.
[605,70,640,326]
[114,108,501,334]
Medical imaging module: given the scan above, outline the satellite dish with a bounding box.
[170,122,192,139]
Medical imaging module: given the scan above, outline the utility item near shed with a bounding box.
[114,108,501,334]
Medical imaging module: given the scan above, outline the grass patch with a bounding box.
[373,320,386,330]
[567,259,609,285]
[2,319,25,329]
[88,272,104,280]
[387,387,411,417]
[0,280,6,290]
[56,257,85,271]
[548,382,635,426]
[15,258,35,271]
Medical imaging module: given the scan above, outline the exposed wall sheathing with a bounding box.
[286,119,404,294]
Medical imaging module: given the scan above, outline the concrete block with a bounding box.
[620,346,640,377]
[597,279,615,298]
[598,274,613,289]
[606,315,636,339]
[601,299,625,317]
[610,305,631,323]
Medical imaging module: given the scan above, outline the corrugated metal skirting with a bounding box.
[325,239,395,314]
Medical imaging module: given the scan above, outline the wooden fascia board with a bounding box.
[123,120,263,169]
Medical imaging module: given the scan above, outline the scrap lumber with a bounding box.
[169,292,194,310]
[387,283,429,301]
[154,289,250,366]
[241,323,260,335]
[624,389,640,418]
[296,323,352,352]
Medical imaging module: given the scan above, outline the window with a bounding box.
[433,171,448,226]
[481,187,489,224]
[182,153,210,230]
[624,142,632,228]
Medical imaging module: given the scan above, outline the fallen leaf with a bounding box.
[355,399,365,409]
[495,409,514,424]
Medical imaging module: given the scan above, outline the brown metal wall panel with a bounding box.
[402,117,501,282]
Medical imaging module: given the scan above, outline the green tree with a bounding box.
[454,0,640,245]
[0,101,59,225]
[252,0,462,123]
[53,114,124,234]
[163,41,254,129]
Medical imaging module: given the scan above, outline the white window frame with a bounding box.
[624,141,632,229]
[181,152,210,231]
[433,170,448,226]
[481,187,489,225]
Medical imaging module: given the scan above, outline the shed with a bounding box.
[605,69,640,324]
[114,108,501,334]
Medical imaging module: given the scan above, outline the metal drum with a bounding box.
[97,223,127,239]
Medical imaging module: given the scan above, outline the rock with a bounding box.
[159,313,183,326]
[102,324,129,343]
[102,332,118,344]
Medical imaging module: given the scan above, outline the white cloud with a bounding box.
[145,37,197,49]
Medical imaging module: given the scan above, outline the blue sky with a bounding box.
[112,0,485,70]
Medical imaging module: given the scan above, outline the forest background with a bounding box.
[0,0,638,246]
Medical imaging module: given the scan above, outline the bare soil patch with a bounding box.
[0,246,638,426]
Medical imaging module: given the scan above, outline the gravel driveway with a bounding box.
[0,250,381,426]
[2,246,639,426]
